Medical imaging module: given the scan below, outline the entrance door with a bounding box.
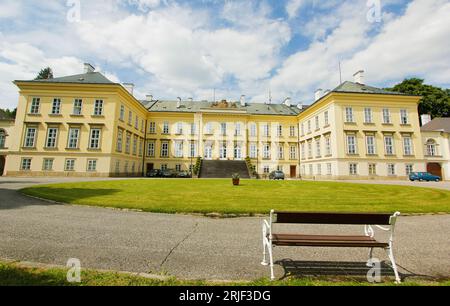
[290,165,297,178]
[220,144,227,159]
[427,163,442,178]
[146,163,154,173]
[205,146,212,160]
[0,156,4,176]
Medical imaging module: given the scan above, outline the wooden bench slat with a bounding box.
[271,234,389,248]
[274,212,392,225]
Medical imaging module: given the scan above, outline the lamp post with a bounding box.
[190,140,194,178]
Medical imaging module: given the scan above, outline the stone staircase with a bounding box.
[199,160,250,179]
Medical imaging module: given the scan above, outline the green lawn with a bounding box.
[21,179,450,214]
[1,261,448,286]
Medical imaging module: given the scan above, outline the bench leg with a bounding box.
[261,237,269,266]
[366,248,374,267]
[386,246,401,284]
[267,241,275,281]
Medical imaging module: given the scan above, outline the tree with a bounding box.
[0,108,16,119]
[35,67,54,80]
[386,78,450,118]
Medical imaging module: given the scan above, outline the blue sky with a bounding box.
[0,0,449,109]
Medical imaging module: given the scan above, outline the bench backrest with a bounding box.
[274,212,393,225]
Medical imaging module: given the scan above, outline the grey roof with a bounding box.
[421,118,450,133]
[332,81,409,96]
[145,100,301,116]
[15,72,117,85]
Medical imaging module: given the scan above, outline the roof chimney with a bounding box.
[284,97,292,107]
[297,103,303,110]
[240,95,246,107]
[177,97,182,108]
[353,70,365,84]
[421,114,432,126]
[123,83,134,95]
[146,94,153,102]
[315,89,323,101]
[84,63,95,74]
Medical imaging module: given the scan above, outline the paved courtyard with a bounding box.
[0,177,449,281]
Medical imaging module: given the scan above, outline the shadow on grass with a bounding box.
[0,188,121,210]
[0,265,72,286]
[275,260,408,281]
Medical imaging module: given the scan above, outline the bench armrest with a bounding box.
[365,212,401,243]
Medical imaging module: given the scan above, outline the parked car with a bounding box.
[409,172,441,182]
[147,169,162,178]
[177,170,191,178]
[269,171,285,180]
[161,169,176,178]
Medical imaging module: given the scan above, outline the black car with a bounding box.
[147,169,162,178]
[269,171,285,180]
[177,170,191,178]
[161,169,176,178]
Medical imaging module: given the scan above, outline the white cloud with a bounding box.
[0,0,21,19]
[286,0,306,19]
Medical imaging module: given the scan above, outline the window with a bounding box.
[52,98,61,114]
[403,136,413,155]
[128,111,133,125]
[161,142,169,157]
[43,159,54,171]
[345,107,354,123]
[176,122,183,135]
[46,128,58,148]
[190,123,197,135]
[317,164,322,175]
[67,128,80,149]
[325,136,331,156]
[309,164,313,175]
[175,164,182,172]
[315,138,321,157]
[235,123,242,136]
[383,108,391,124]
[147,142,155,157]
[139,139,143,157]
[94,100,103,116]
[141,120,145,133]
[131,163,135,173]
[149,122,156,134]
[327,163,332,176]
[301,143,306,160]
[163,122,169,134]
[89,128,101,149]
[307,121,311,133]
[290,145,297,160]
[388,164,396,176]
[290,126,296,137]
[324,111,329,126]
[384,136,394,155]
[73,99,83,115]
[115,161,120,174]
[135,116,139,129]
[278,145,284,160]
[400,109,409,125]
[301,123,305,136]
[24,127,37,148]
[220,143,227,159]
[369,164,377,176]
[366,135,376,155]
[30,98,40,114]
[65,159,76,171]
[125,133,131,154]
[117,129,123,152]
[277,125,283,137]
[234,145,242,159]
[21,158,32,171]
[124,162,129,173]
[263,124,270,137]
[175,141,184,158]
[0,130,5,148]
[349,163,358,175]
[263,166,270,174]
[161,164,168,171]
[347,135,357,155]
[426,139,437,156]
[132,136,138,155]
[204,144,213,159]
[250,143,257,159]
[364,108,373,123]
[249,124,257,137]
[87,160,97,172]
[263,144,270,159]
[205,123,214,135]
[120,105,125,121]
[190,142,197,158]
[221,123,227,136]
[315,116,319,130]
[405,164,414,176]
[307,141,312,158]
[277,165,283,172]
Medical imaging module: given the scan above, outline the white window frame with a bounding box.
[24,127,37,148]
[400,109,409,125]
[349,163,358,175]
[345,107,354,123]
[73,99,83,115]
[403,136,413,156]
[383,108,391,124]
[147,141,155,157]
[161,141,169,157]
[46,127,59,148]
[149,122,156,134]
[89,128,101,150]
[94,100,104,116]
[87,159,97,172]
[21,158,32,171]
[52,98,61,114]
[30,98,41,114]
[364,108,373,123]
[65,159,76,171]
[346,135,357,155]
[384,136,395,155]
[43,158,54,171]
[366,135,376,155]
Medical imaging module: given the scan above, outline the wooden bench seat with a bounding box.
[271,234,389,248]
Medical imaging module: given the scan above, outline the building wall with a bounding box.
[421,131,450,181]
[0,119,15,176]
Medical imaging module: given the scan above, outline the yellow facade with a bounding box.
[4,66,433,180]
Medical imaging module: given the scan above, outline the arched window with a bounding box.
[0,129,6,148]
[426,139,437,156]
